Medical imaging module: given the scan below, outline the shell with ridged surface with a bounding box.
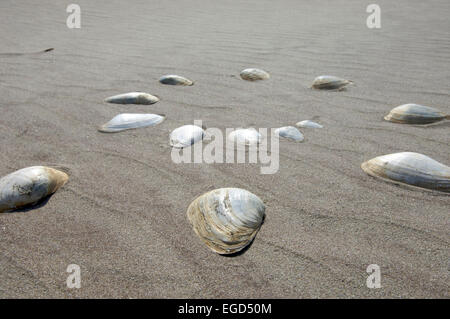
[361,152,450,193]
[312,75,352,90]
[240,68,270,81]
[187,188,266,254]
[0,166,69,212]
[159,75,194,86]
[104,92,159,105]
[384,104,448,124]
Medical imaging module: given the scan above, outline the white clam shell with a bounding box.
[240,68,270,81]
[274,126,304,141]
[0,166,69,212]
[170,125,205,148]
[296,120,323,129]
[312,75,352,90]
[384,104,448,124]
[361,152,450,193]
[187,188,266,254]
[99,113,165,133]
[159,75,194,86]
[228,128,262,146]
[104,92,159,105]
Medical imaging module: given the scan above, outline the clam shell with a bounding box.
[274,126,304,141]
[312,75,352,90]
[187,188,266,254]
[296,120,323,129]
[384,104,448,124]
[170,125,205,148]
[0,166,69,212]
[98,113,165,133]
[361,152,450,193]
[240,68,270,81]
[159,75,194,86]
[228,128,262,146]
[104,92,159,105]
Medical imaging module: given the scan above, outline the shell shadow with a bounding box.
[418,121,450,129]
[4,193,54,214]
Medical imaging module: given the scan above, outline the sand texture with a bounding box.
[0,0,449,298]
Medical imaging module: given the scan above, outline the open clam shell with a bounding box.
[0,166,69,212]
[240,68,270,81]
[274,126,304,141]
[361,152,450,193]
[104,92,159,105]
[169,125,205,148]
[187,188,266,254]
[384,104,448,124]
[312,75,352,90]
[296,120,323,129]
[228,128,262,146]
[159,75,194,86]
[98,113,165,133]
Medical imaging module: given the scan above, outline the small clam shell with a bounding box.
[170,125,205,148]
[384,104,448,124]
[274,126,304,141]
[104,92,159,105]
[159,75,194,86]
[228,128,262,146]
[187,188,266,254]
[0,166,69,212]
[296,120,323,129]
[240,68,270,81]
[361,152,450,193]
[98,113,165,133]
[312,75,352,90]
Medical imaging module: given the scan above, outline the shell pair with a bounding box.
[0,166,69,213]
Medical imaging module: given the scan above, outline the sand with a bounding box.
[0,0,449,298]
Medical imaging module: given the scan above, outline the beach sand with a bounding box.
[0,0,449,298]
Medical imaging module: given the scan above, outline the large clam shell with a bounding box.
[274,126,304,141]
[104,92,159,105]
[187,188,266,254]
[0,166,69,212]
[361,152,450,193]
[312,75,352,90]
[296,120,323,129]
[98,113,165,133]
[228,128,262,146]
[159,75,194,86]
[170,125,205,148]
[384,104,448,124]
[240,68,270,81]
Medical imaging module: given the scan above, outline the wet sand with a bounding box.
[0,0,449,298]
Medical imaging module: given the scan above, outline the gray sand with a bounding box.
[0,0,449,298]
